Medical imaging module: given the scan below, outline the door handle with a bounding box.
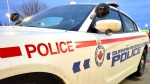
[126,42,130,46]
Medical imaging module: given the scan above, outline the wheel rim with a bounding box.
[140,56,145,74]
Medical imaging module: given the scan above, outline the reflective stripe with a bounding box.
[0,46,22,58]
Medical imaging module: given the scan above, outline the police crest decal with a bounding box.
[95,45,105,67]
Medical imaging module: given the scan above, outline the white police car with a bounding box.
[0,2,149,84]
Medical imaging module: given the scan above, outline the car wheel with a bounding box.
[134,49,147,76]
[0,73,65,84]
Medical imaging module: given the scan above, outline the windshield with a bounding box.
[19,5,95,31]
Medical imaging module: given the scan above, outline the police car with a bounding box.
[0,2,149,84]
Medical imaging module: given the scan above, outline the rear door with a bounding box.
[120,13,148,75]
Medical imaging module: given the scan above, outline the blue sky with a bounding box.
[0,0,150,29]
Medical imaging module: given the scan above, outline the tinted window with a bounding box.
[121,14,137,32]
[133,23,138,31]
[88,10,123,33]
[97,10,121,20]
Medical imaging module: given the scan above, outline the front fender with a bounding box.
[0,64,71,83]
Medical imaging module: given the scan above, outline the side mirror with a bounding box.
[10,13,20,22]
[95,19,121,35]
[95,3,110,18]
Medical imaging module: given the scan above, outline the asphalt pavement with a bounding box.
[120,50,150,84]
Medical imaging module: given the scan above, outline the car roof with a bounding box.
[68,3,119,11]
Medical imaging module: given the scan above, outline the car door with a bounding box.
[120,13,148,75]
[88,9,131,84]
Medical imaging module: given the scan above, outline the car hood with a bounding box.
[0,26,69,36]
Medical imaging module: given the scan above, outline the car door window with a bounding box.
[121,14,138,32]
[133,22,138,31]
[88,9,123,33]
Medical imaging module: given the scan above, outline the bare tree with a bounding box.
[13,0,48,19]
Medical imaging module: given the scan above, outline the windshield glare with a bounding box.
[19,5,95,31]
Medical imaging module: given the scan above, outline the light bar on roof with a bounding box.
[105,2,119,8]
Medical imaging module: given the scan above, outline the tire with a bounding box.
[133,49,147,76]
